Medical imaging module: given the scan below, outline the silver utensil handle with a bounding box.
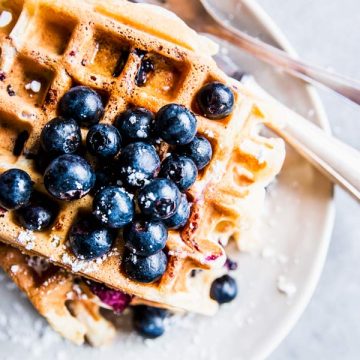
[276,117,360,201]
[201,1,360,106]
[254,90,360,201]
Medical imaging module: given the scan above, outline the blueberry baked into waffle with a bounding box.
[0,0,285,344]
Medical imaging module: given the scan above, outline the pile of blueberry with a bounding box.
[0,169,58,231]
[0,81,238,338]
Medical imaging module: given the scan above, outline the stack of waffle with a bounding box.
[0,0,285,345]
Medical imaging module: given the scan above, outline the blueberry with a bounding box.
[210,274,238,304]
[40,117,82,156]
[44,154,95,201]
[0,169,33,210]
[135,58,155,86]
[59,86,104,127]
[225,257,238,271]
[123,250,167,283]
[118,142,160,188]
[138,179,181,220]
[196,82,235,120]
[116,107,154,143]
[163,194,190,229]
[86,124,122,158]
[159,154,197,191]
[178,136,212,170]
[123,219,168,256]
[69,216,115,260]
[155,104,197,145]
[93,186,134,228]
[133,305,168,339]
[15,193,58,231]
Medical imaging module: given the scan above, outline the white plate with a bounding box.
[0,1,334,359]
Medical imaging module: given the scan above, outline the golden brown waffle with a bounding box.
[0,0,285,315]
[0,243,115,346]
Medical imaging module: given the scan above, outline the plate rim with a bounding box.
[0,2,336,358]
[238,1,335,358]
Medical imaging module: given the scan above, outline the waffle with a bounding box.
[0,0,285,315]
[0,243,115,346]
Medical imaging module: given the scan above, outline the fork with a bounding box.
[133,0,360,106]
[131,0,360,201]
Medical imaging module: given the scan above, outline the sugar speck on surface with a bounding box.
[204,129,215,138]
[61,253,97,273]
[0,11,12,28]
[17,230,36,250]
[261,247,275,259]
[25,80,42,93]
[50,235,61,248]
[10,265,19,274]
[277,275,297,297]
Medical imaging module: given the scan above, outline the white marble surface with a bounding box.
[253,0,360,359]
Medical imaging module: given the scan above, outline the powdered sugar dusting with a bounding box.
[61,247,119,273]
[61,253,98,273]
[123,166,150,187]
[17,230,36,250]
